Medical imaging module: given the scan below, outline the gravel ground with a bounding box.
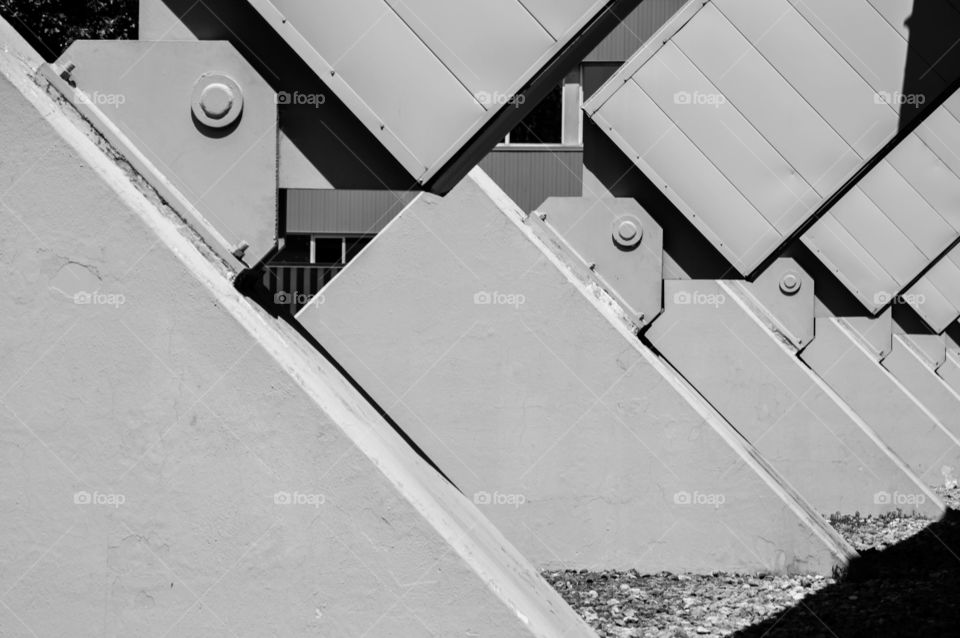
[547,488,960,637]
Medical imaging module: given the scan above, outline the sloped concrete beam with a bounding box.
[801,318,960,488]
[881,335,960,485]
[646,277,943,518]
[0,41,590,637]
[298,168,853,574]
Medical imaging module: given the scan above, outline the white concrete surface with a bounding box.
[0,39,592,638]
[298,168,854,574]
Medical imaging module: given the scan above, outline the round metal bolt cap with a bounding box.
[192,74,243,129]
[779,271,802,295]
[612,216,643,249]
[200,83,234,119]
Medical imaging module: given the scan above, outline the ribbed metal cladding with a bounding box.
[479,147,584,213]
[585,0,687,62]
[284,190,418,235]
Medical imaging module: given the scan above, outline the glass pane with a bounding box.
[508,84,562,144]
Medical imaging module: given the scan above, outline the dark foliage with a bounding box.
[0,0,136,61]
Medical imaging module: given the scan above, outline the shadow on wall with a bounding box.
[900,0,960,130]
[160,0,418,191]
[734,509,960,637]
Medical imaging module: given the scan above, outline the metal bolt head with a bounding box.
[192,74,243,129]
[612,216,643,249]
[200,83,234,119]
[779,271,802,295]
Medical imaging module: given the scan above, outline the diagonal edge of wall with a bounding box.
[0,27,595,637]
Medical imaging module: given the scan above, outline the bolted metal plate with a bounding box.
[731,258,814,350]
[55,40,277,266]
[534,197,663,326]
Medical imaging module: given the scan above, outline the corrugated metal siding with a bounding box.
[584,0,960,276]
[479,147,584,212]
[246,0,614,182]
[285,190,418,235]
[585,0,687,62]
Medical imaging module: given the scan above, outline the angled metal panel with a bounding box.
[885,134,960,232]
[647,279,941,516]
[800,318,960,486]
[829,187,929,287]
[244,0,617,182]
[858,161,956,260]
[787,0,944,125]
[517,0,605,39]
[906,275,960,334]
[712,0,897,158]
[634,42,819,234]
[592,78,778,272]
[386,0,554,98]
[332,10,487,172]
[801,215,898,314]
[671,3,860,196]
[906,251,960,333]
[914,107,960,192]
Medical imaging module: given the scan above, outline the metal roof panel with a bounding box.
[594,78,778,272]
[634,42,820,236]
[713,0,897,158]
[672,3,860,196]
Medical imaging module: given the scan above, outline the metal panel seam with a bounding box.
[626,76,780,259]
[709,0,874,161]
[666,40,821,234]
[379,0,492,112]
[582,0,707,115]
[590,109,746,273]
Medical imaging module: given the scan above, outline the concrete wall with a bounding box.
[0,36,593,638]
[298,169,853,574]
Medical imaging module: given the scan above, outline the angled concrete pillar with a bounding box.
[298,169,853,574]
[0,39,591,638]
[646,268,942,518]
[800,318,960,488]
